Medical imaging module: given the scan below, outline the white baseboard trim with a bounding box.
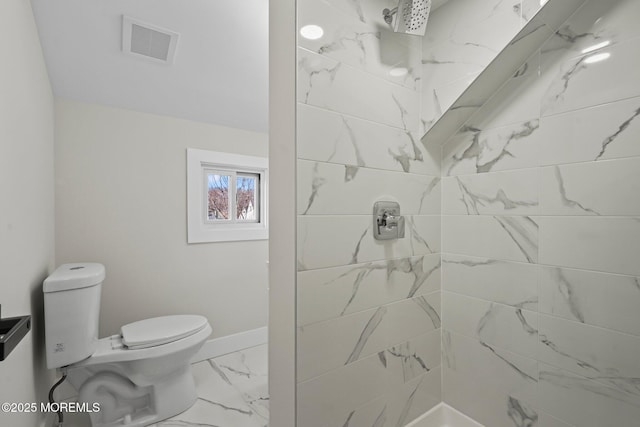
[191,326,268,363]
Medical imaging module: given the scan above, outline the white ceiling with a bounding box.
[31,0,269,133]
[30,0,450,134]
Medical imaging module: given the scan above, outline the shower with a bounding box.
[383,0,431,36]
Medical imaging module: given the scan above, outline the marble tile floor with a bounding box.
[154,343,269,427]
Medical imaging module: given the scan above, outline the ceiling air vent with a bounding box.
[122,16,179,64]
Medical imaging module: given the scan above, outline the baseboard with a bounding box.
[191,326,268,363]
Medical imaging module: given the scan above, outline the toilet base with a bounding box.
[69,364,197,427]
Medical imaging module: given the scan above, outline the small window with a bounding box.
[188,149,268,243]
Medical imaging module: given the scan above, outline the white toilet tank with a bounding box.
[43,263,105,369]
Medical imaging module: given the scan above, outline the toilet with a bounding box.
[43,263,211,427]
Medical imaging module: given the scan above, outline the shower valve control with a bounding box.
[373,201,405,240]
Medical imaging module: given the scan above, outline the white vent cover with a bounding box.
[122,16,179,64]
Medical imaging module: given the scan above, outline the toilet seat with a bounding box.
[67,317,212,368]
[121,315,208,349]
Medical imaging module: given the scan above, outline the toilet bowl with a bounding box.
[43,263,211,427]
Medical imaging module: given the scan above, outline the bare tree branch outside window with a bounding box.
[208,174,229,220]
[236,175,257,220]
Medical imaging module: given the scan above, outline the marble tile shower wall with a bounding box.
[296,1,442,426]
[439,0,640,426]
[420,0,543,132]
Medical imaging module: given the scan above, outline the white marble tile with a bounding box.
[537,95,640,166]
[297,350,393,427]
[383,367,442,427]
[540,158,640,216]
[537,0,589,32]
[298,0,422,89]
[421,44,485,96]
[442,215,538,264]
[541,37,640,117]
[442,254,538,310]
[320,367,441,427]
[155,397,267,427]
[420,0,529,133]
[211,345,269,422]
[538,412,576,427]
[456,19,552,116]
[319,0,397,28]
[385,292,442,343]
[520,0,544,23]
[385,329,441,384]
[157,359,267,427]
[538,216,640,276]
[297,254,441,327]
[424,0,522,56]
[538,363,640,427]
[442,330,539,427]
[442,292,538,358]
[297,160,440,215]
[297,339,441,427]
[297,293,441,382]
[465,53,544,130]
[541,0,640,57]
[298,306,387,383]
[538,314,640,403]
[297,104,441,175]
[298,48,420,131]
[421,0,522,86]
[427,73,481,125]
[539,266,640,337]
[442,169,539,215]
[442,119,541,176]
[298,215,440,271]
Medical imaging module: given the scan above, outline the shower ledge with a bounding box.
[420,0,587,147]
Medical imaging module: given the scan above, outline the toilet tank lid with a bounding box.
[43,263,105,293]
[121,315,209,349]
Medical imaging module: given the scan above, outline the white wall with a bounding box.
[54,99,268,338]
[0,0,55,426]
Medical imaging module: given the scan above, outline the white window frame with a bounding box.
[187,148,268,243]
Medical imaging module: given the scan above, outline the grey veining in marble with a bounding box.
[442,254,538,309]
[539,363,640,427]
[494,216,538,263]
[479,341,537,383]
[541,55,588,113]
[444,120,540,176]
[156,345,268,427]
[552,166,598,215]
[507,395,538,427]
[298,105,441,176]
[299,54,341,105]
[297,160,440,215]
[346,307,387,364]
[442,329,538,427]
[541,37,640,117]
[297,254,441,327]
[385,343,430,383]
[413,295,441,329]
[538,314,640,403]
[539,266,640,337]
[454,175,537,215]
[442,215,538,263]
[542,267,585,323]
[594,106,640,161]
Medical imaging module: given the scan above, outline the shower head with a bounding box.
[383,0,431,36]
